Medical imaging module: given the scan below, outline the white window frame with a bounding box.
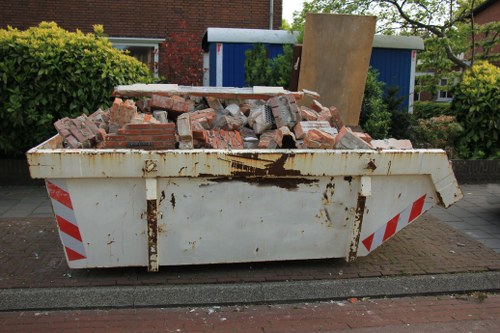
[436,77,455,102]
[108,37,164,78]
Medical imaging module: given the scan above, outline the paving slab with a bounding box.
[0,214,498,291]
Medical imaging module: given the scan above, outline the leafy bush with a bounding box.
[452,61,500,159]
[411,115,463,157]
[159,23,204,85]
[359,67,391,139]
[384,86,412,139]
[0,22,153,157]
[244,43,293,88]
[413,101,452,119]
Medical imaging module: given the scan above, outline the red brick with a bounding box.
[294,121,335,140]
[171,99,190,115]
[300,106,319,121]
[190,108,216,130]
[352,131,372,144]
[204,129,243,149]
[150,94,174,110]
[258,130,278,149]
[276,126,296,148]
[304,129,336,149]
[335,126,373,149]
[267,95,299,129]
[310,100,325,113]
[217,115,244,131]
[329,106,344,130]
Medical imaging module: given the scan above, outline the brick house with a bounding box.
[473,0,500,66]
[1,0,282,78]
[416,0,499,102]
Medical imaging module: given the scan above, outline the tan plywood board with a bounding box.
[298,14,376,126]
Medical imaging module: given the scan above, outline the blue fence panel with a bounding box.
[370,48,412,110]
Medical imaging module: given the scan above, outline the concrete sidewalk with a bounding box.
[0,183,499,311]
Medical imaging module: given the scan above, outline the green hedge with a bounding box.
[452,61,500,159]
[0,22,154,157]
[412,101,451,119]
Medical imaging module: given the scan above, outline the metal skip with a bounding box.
[145,177,159,272]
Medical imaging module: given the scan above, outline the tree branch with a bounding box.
[384,0,470,69]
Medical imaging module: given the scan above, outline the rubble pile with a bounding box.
[53,92,413,151]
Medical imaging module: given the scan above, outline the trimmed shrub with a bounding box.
[0,22,154,157]
[411,115,463,157]
[244,43,293,88]
[413,101,452,119]
[452,61,500,159]
[359,67,391,139]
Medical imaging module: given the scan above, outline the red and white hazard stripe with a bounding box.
[46,179,87,261]
[362,194,433,252]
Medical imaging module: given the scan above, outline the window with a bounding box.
[108,37,164,77]
[437,78,454,102]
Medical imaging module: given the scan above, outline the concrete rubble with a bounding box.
[53,86,413,151]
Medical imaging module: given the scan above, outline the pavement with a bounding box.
[0,183,499,313]
[1,293,499,332]
[0,182,499,331]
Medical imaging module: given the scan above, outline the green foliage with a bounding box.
[290,1,497,71]
[452,61,500,159]
[384,86,411,139]
[359,68,391,139]
[0,22,153,157]
[413,101,452,119]
[244,43,293,88]
[411,115,463,157]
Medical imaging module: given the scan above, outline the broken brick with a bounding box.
[248,105,274,134]
[371,138,413,150]
[150,94,174,110]
[176,113,193,150]
[206,97,224,112]
[300,106,319,121]
[190,108,216,130]
[352,131,372,144]
[304,129,336,149]
[153,111,169,123]
[335,126,373,150]
[267,94,299,129]
[329,106,344,130]
[294,121,337,140]
[276,126,296,148]
[258,130,278,149]
[203,129,243,149]
[216,115,244,131]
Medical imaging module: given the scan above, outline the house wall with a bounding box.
[0,0,282,37]
[474,0,500,66]
[475,0,500,24]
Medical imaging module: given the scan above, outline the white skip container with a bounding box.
[27,134,462,271]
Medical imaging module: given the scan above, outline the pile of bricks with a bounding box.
[53,92,412,151]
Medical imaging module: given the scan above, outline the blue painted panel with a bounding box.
[204,43,285,87]
[267,44,285,59]
[221,43,254,87]
[209,43,217,86]
[370,48,412,110]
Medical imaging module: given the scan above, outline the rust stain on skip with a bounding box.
[208,177,318,190]
[147,199,159,272]
[228,153,302,177]
[347,194,367,262]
